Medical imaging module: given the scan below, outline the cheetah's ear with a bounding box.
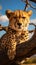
[27,10,32,16]
[5,10,14,18]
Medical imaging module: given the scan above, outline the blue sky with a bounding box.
[0,0,36,37]
[0,0,36,17]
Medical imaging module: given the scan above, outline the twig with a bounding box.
[21,0,36,11]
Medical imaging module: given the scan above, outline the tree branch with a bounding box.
[30,0,36,3]
[21,0,36,10]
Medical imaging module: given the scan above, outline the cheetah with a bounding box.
[0,10,32,60]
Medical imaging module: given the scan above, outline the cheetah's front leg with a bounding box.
[7,38,17,60]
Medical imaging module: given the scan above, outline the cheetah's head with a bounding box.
[6,10,32,32]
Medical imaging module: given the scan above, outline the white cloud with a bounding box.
[0,15,9,22]
[30,19,36,24]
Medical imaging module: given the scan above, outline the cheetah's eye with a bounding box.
[22,17,26,19]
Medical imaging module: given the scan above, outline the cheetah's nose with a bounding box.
[17,23,22,26]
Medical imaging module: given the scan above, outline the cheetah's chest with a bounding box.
[6,30,29,44]
[15,31,29,44]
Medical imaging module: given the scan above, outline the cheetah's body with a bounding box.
[0,10,32,60]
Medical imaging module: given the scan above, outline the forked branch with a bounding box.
[21,0,36,11]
